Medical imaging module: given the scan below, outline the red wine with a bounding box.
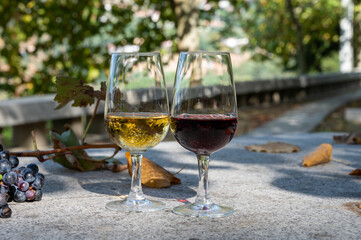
[170,114,237,156]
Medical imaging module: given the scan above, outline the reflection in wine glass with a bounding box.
[170,52,238,217]
[104,52,169,212]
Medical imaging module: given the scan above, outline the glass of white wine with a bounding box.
[104,52,170,212]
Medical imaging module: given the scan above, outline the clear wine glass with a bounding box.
[170,52,238,217]
[104,52,170,212]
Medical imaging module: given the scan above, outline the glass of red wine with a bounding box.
[170,52,238,217]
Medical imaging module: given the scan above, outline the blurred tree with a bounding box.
[0,0,229,97]
[0,0,183,97]
[130,0,177,52]
[0,0,135,96]
[173,0,201,51]
[355,0,361,68]
[233,0,342,74]
[134,0,225,53]
[1,0,351,98]
[0,0,224,97]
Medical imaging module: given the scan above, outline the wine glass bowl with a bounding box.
[170,114,237,156]
[170,52,238,217]
[104,52,169,212]
[105,113,169,153]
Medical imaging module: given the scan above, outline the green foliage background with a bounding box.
[0,0,359,97]
[235,0,342,73]
[0,0,177,97]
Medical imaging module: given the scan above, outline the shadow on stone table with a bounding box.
[272,168,361,198]
[77,176,197,200]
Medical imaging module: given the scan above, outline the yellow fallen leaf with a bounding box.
[302,143,332,167]
[126,152,181,188]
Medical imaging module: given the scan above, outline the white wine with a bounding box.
[105,113,169,152]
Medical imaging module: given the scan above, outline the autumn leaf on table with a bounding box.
[126,152,181,188]
[302,143,332,167]
[333,133,361,144]
[349,169,361,176]
[54,76,105,109]
[245,142,300,153]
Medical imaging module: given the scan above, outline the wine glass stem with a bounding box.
[128,153,145,201]
[195,155,212,205]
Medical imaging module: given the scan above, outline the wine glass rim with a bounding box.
[111,51,160,56]
[180,51,230,55]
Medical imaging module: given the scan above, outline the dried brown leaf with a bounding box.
[245,142,300,153]
[344,202,361,216]
[302,143,332,167]
[349,169,361,176]
[126,152,181,188]
[333,133,361,144]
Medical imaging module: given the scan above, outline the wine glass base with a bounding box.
[173,203,234,218]
[106,198,165,213]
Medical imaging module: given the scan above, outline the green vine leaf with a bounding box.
[50,127,100,171]
[50,126,118,171]
[54,76,105,109]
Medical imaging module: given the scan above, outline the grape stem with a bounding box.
[31,130,38,151]
[81,98,101,144]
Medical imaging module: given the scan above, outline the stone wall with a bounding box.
[1,72,361,148]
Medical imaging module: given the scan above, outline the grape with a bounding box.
[3,171,17,185]
[8,185,16,202]
[0,160,12,174]
[36,172,45,180]
[32,176,44,190]
[34,189,42,201]
[16,175,24,185]
[16,166,25,174]
[0,204,12,218]
[0,147,46,218]
[0,150,10,160]
[27,163,39,174]
[0,193,8,207]
[0,182,9,192]
[0,185,6,194]
[20,167,31,176]
[21,168,35,183]
[25,189,36,201]
[25,174,35,183]
[14,190,26,202]
[8,156,19,168]
[18,181,29,192]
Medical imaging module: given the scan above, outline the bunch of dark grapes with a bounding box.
[0,144,45,218]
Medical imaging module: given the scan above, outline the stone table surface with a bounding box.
[3,132,361,240]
